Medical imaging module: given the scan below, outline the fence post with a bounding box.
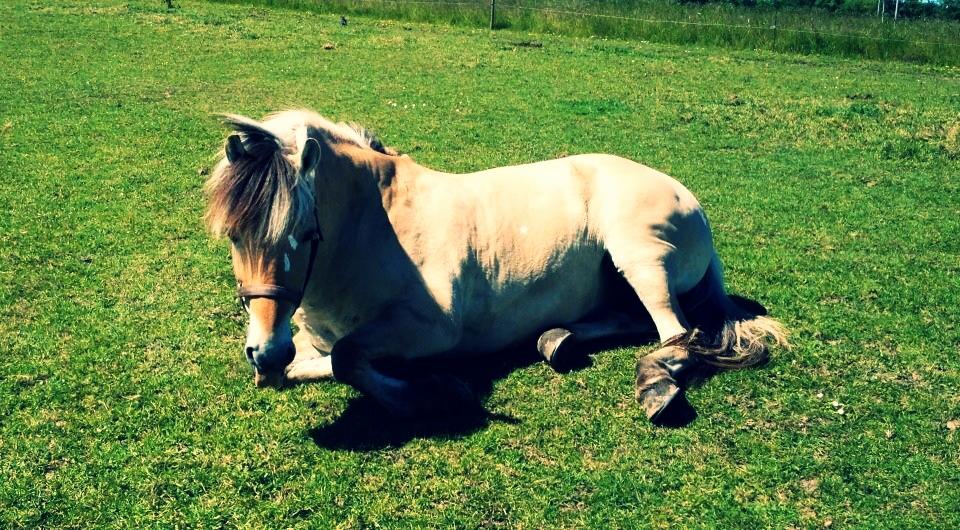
[490,0,496,30]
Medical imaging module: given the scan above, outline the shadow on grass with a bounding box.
[308,294,771,450]
[308,347,538,451]
[308,396,521,451]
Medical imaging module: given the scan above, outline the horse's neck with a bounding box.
[301,151,438,335]
[309,150,413,284]
[314,148,389,234]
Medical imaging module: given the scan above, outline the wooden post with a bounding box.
[490,0,496,30]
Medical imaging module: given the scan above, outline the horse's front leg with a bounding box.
[284,318,335,383]
[329,305,470,417]
[284,331,333,382]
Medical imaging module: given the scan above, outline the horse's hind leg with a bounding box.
[634,332,699,424]
[538,310,654,371]
[612,263,702,424]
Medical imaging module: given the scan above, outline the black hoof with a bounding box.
[537,328,590,373]
[637,380,697,427]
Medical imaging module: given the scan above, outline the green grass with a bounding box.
[2,0,960,527]
[215,0,960,66]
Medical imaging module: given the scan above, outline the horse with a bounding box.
[204,109,787,424]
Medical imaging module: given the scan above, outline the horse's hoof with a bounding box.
[537,328,586,372]
[636,379,696,426]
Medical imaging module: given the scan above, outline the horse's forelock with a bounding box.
[205,110,395,246]
[205,116,312,247]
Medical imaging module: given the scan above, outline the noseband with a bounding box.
[236,209,323,310]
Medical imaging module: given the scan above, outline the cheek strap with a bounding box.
[235,233,320,308]
[234,209,322,309]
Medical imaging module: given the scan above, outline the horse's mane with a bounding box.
[282,109,397,157]
[330,119,397,157]
[204,110,395,245]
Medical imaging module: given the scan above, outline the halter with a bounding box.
[236,208,323,310]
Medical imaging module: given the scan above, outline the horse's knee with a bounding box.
[292,330,325,360]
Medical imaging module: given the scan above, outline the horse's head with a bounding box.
[205,115,324,387]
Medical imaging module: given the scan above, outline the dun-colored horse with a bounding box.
[205,110,787,424]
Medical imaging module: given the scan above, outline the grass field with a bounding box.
[2,0,959,527]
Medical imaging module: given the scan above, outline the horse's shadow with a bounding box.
[308,295,768,451]
[308,347,537,451]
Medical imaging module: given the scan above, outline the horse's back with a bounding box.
[466,153,711,285]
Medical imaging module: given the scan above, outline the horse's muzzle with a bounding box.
[246,343,295,388]
[254,369,287,388]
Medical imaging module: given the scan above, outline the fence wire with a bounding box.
[342,0,481,6]
[306,0,959,50]
[496,3,959,48]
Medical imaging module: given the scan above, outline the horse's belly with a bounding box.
[455,246,607,353]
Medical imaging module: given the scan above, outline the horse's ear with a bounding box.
[225,134,246,163]
[301,137,322,174]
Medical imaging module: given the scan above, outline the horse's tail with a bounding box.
[682,254,789,369]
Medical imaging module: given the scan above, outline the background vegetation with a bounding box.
[217,0,960,65]
[1,0,958,527]
[679,0,960,20]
